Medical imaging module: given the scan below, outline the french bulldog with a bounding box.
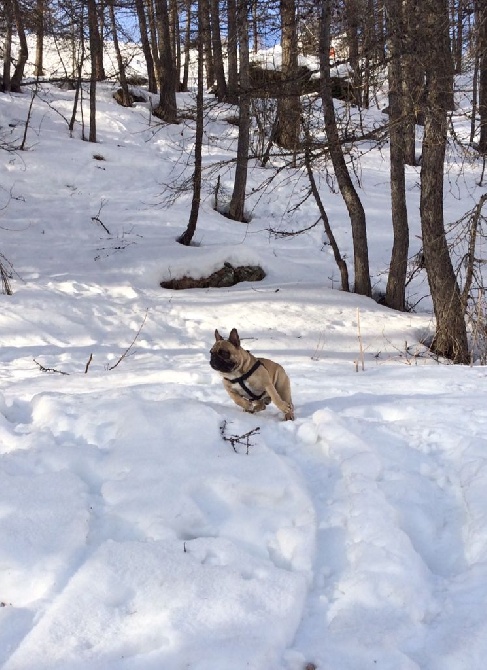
[210,328,294,421]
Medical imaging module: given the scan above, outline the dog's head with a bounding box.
[210,328,242,373]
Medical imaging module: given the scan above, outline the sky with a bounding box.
[1,37,487,670]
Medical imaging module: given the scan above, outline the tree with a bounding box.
[344,0,363,107]
[181,0,192,92]
[210,0,227,101]
[478,0,487,152]
[87,0,98,142]
[9,0,29,93]
[226,0,239,104]
[275,0,301,154]
[34,0,45,77]
[402,0,423,166]
[228,0,251,221]
[419,0,469,363]
[134,0,158,93]
[178,0,204,245]
[319,0,371,296]
[385,0,409,311]
[153,0,178,123]
[2,0,13,92]
[200,0,214,89]
[108,0,132,106]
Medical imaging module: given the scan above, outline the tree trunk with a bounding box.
[108,0,131,106]
[178,0,204,246]
[452,0,464,73]
[181,0,192,92]
[402,0,423,165]
[10,0,28,93]
[226,0,239,104]
[275,0,301,155]
[345,0,362,107]
[200,0,214,89]
[153,0,178,123]
[69,12,85,134]
[319,0,371,297]
[228,0,250,222]
[2,0,13,93]
[34,0,45,77]
[147,0,162,84]
[170,0,181,88]
[87,0,98,142]
[478,0,487,153]
[304,144,350,292]
[134,0,158,93]
[95,0,106,80]
[385,0,409,311]
[210,0,227,101]
[420,0,469,363]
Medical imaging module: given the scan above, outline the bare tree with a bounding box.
[419,0,469,363]
[275,0,301,154]
[226,0,239,104]
[210,0,227,101]
[402,0,423,165]
[385,0,409,310]
[200,0,214,88]
[87,0,98,142]
[2,0,13,92]
[134,0,158,92]
[153,0,178,123]
[178,0,204,246]
[319,0,371,296]
[478,0,487,152]
[34,0,45,77]
[9,0,29,92]
[108,0,132,106]
[345,0,363,107]
[228,0,251,221]
[181,0,192,92]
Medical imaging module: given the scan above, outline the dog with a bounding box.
[210,328,294,421]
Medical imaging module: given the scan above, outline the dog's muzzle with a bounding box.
[210,350,236,373]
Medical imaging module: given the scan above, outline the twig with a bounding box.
[213,174,221,211]
[311,331,325,361]
[84,352,93,373]
[20,80,39,151]
[33,358,69,375]
[91,199,110,234]
[107,309,149,370]
[220,420,260,455]
[356,307,365,371]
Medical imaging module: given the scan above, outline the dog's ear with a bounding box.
[228,328,240,348]
[215,329,224,341]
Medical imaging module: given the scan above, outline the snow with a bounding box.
[1,40,487,670]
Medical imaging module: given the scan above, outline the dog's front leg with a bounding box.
[265,384,295,420]
[224,386,255,413]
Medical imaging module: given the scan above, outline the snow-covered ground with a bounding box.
[1,41,487,670]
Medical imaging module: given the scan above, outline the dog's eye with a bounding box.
[220,351,229,359]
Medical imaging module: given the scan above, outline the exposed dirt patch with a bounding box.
[160,262,266,290]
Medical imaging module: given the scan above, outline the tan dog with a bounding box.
[210,328,294,421]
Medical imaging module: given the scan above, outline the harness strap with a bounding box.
[226,360,265,401]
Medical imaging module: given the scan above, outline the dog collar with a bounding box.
[225,360,265,401]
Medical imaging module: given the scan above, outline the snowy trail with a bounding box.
[276,367,487,670]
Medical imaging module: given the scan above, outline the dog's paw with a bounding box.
[252,400,267,413]
[284,404,295,421]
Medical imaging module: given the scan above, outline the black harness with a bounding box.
[226,360,265,401]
